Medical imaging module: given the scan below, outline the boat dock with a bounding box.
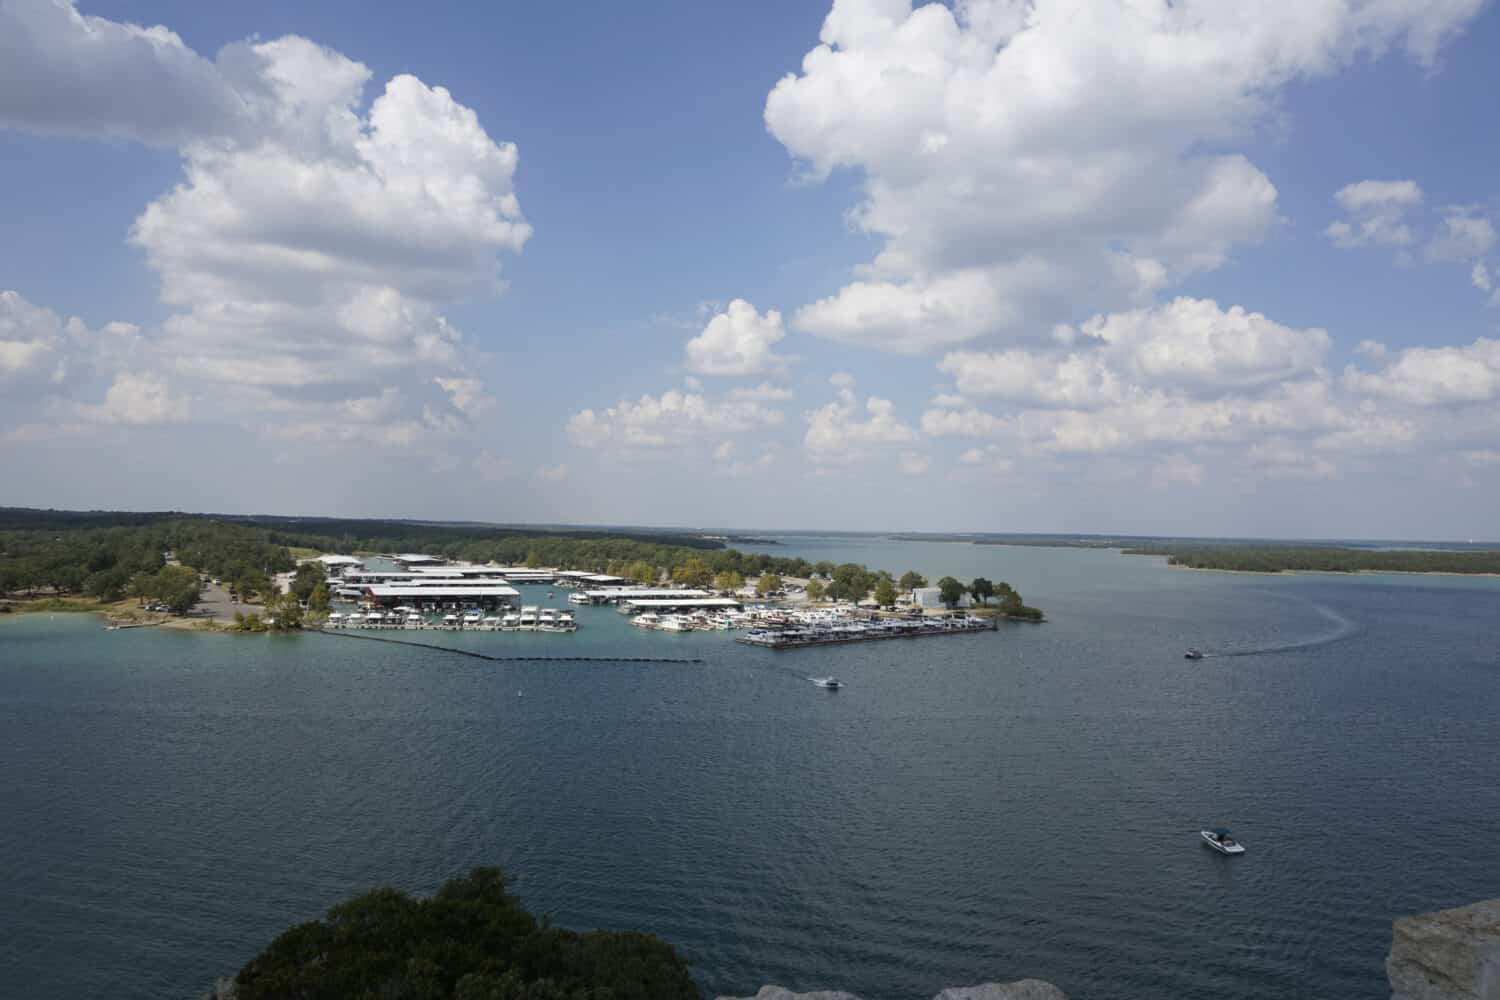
[736,615,996,649]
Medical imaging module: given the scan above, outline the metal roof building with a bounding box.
[363,583,521,610]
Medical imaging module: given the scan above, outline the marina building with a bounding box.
[316,554,365,580]
[393,553,446,569]
[362,582,521,611]
[573,587,714,605]
[912,587,973,610]
[485,566,559,584]
[555,571,626,586]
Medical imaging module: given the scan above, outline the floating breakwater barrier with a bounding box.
[311,628,704,664]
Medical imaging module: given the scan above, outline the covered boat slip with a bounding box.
[617,597,743,613]
[737,614,994,649]
[361,583,522,611]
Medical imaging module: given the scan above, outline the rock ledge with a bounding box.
[1387,898,1500,1000]
[717,980,1066,1000]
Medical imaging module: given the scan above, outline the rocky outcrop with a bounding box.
[717,981,1065,1000]
[1388,899,1500,999]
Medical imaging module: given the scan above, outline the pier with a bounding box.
[736,616,996,649]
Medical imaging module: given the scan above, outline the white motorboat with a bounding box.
[632,613,661,630]
[810,677,843,690]
[1201,829,1245,854]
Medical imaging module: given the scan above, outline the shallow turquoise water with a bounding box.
[2,540,1498,999]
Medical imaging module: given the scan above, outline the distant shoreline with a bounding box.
[1168,564,1500,579]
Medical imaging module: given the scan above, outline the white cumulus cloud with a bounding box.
[1326,179,1423,248]
[804,385,919,465]
[1344,338,1500,405]
[683,299,791,376]
[566,389,785,450]
[766,0,1480,353]
[1,4,530,450]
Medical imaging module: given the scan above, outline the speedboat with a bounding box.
[1201,828,1245,854]
[1185,648,1204,660]
[810,677,843,690]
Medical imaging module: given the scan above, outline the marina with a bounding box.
[321,606,577,632]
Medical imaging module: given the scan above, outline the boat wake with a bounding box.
[1200,602,1359,659]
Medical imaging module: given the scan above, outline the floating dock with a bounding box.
[736,616,995,650]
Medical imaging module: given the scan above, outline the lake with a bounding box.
[2,537,1498,999]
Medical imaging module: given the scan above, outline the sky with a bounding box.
[3,0,1500,539]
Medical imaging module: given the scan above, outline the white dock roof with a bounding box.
[366,583,520,598]
[584,587,712,600]
[623,598,742,609]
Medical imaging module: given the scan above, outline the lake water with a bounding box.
[2,538,1498,999]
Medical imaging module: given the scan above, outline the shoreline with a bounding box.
[0,602,236,632]
[1166,563,1500,579]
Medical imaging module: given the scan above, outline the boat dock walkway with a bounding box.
[311,628,704,664]
[736,616,996,650]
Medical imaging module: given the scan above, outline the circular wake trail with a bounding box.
[1202,602,1360,659]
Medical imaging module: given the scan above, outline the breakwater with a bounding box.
[737,615,995,649]
[310,628,704,664]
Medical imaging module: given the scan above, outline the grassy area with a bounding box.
[286,546,323,560]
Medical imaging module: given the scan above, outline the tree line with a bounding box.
[0,509,1043,621]
[1138,544,1500,575]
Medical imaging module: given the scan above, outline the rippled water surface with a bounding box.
[3,539,1499,999]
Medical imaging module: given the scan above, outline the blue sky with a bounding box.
[3,0,1500,539]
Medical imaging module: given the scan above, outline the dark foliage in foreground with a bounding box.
[232,867,700,1000]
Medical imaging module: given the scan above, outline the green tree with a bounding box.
[289,562,326,601]
[898,570,927,594]
[153,565,201,613]
[937,575,966,609]
[970,577,995,606]
[307,582,330,615]
[231,867,698,1000]
[804,578,825,602]
[626,560,657,585]
[755,573,782,596]
[712,570,744,594]
[873,578,897,607]
[673,557,713,590]
[265,592,303,630]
